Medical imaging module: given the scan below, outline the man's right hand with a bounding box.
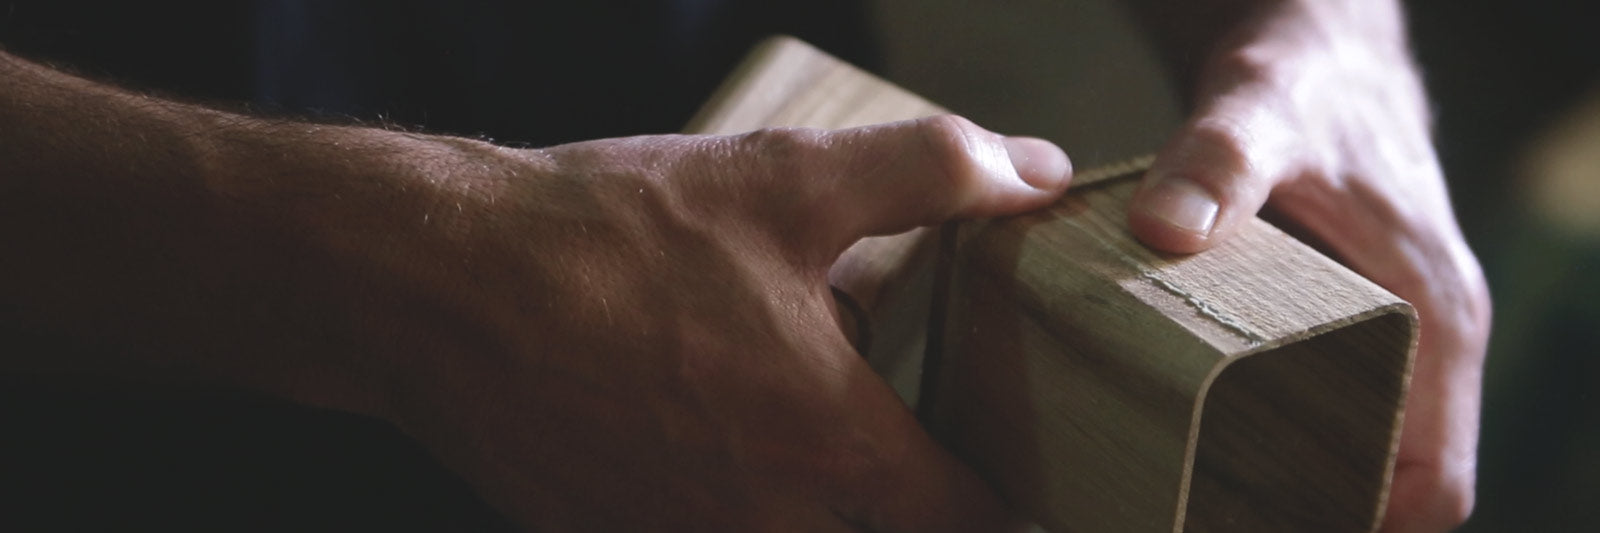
[2,49,1070,530]
[369,116,1070,531]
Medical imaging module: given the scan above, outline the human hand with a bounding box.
[1126,2,1492,531]
[371,116,1069,531]
[0,48,1068,529]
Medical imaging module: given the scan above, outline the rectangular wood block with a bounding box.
[687,36,1418,533]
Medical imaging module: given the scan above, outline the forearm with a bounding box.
[0,51,487,416]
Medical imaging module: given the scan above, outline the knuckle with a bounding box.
[738,126,829,172]
[730,126,831,220]
[1163,110,1301,226]
[1411,239,1493,355]
[1452,282,1494,358]
[1185,118,1255,177]
[1208,45,1294,88]
[916,114,996,189]
[1443,491,1476,527]
[1430,460,1478,527]
[1429,478,1476,528]
[1176,118,1265,205]
[1391,463,1476,530]
[1464,264,1494,338]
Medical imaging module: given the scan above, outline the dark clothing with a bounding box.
[0,2,875,529]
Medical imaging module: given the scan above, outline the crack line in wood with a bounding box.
[1053,201,1269,347]
[1136,270,1267,347]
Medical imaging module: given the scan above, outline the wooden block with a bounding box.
[686,36,1418,533]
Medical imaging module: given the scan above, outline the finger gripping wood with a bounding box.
[688,36,1418,533]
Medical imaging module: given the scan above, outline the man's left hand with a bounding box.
[1127,2,1492,531]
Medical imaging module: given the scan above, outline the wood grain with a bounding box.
[686,36,1418,533]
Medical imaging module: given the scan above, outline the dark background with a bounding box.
[1411,1,1600,530]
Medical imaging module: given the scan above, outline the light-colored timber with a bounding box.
[685,36,1418,533]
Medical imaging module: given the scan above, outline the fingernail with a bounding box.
[1139,176,1219,235]
[1003,137,1072,190]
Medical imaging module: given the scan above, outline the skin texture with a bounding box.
[0,51,1067,531]
[1129,1,1493,531]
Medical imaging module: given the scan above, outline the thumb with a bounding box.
[1130,88,1301,253]
[742,115,1071,255]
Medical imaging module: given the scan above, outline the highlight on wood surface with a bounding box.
[686,36,1419,533]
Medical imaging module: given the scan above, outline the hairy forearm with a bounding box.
[0,51,491,415]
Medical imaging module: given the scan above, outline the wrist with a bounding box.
[191,125,521,420]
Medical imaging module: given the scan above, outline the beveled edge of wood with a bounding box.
[946,179,1421,531]
[1175,300,1420,532]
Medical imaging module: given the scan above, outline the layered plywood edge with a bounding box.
[686,36,1419,533]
